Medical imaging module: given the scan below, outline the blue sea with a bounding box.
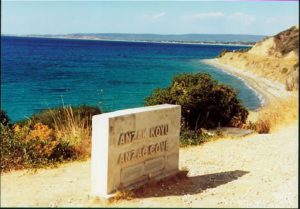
[1,36,261,122]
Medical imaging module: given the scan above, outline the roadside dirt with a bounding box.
[1,122,298,207]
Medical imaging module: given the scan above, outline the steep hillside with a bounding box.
[218,25,299,90]
[248,25,298,59]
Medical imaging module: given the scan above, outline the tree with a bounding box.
[145,73,248,130]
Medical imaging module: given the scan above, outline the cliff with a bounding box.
[218,25,299,90]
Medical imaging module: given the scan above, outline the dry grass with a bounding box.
[255,119,271,134]
[1,105,100,172]
[255,94,298,133]
[109,190,136,202]
[219,52,298,86]
[49,106,92,158]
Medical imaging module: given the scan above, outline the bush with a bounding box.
[218,49,231,57]
[0,109,10,127]
[281,67,288,74]
[255,119,271,134]
[0,124,22,171]
[1,122,75,171]
[0,105,101,172]
[235,47,251,53]
[145,73,248,130]
[218,48,250,58]
[245,120,257,131]
[179,128,211,147]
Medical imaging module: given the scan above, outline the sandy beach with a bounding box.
[202,59,291,108]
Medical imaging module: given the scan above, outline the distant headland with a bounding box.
[3,33,266,46]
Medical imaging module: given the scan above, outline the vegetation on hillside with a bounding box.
[267,25,298,56]
[252,94,298,133]
[218,47,251,58]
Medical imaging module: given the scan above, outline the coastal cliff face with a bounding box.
[218,26,299,90]
[248,25,299,59]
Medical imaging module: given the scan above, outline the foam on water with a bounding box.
[210,63,266,107]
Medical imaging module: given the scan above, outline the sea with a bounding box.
[1,36,261,122]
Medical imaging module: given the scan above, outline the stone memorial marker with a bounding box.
[91,104,181,198]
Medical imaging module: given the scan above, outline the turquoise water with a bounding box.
[1,36,261,122]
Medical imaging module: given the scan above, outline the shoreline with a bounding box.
[5,35,254,47]
[202,58,290,111]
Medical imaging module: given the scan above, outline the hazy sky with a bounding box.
[2,1,299,35]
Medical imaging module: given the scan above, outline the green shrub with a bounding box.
[179,128,211,147]
[235,47,251,53]
[145,73,248,130]
[218,49,231,57]
[0,109,10,127]
[218,48,250,58]
[0,123,24,171]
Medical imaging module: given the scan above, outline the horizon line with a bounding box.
[2,32,268,36]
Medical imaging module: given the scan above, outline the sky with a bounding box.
[1,1,299,36]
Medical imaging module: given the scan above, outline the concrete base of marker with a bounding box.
[90,169,179,201]
[118,169,179,191]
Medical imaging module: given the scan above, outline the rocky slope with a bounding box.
[218,25,299,90]
[248,25,298,58]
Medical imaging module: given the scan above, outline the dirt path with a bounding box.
[1,122,298,207]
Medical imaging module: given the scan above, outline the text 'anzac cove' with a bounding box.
[118,124,169,164]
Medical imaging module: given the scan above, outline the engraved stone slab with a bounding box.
[91,104,181,197]
[144,157,164,174]
[121,163,144,184]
